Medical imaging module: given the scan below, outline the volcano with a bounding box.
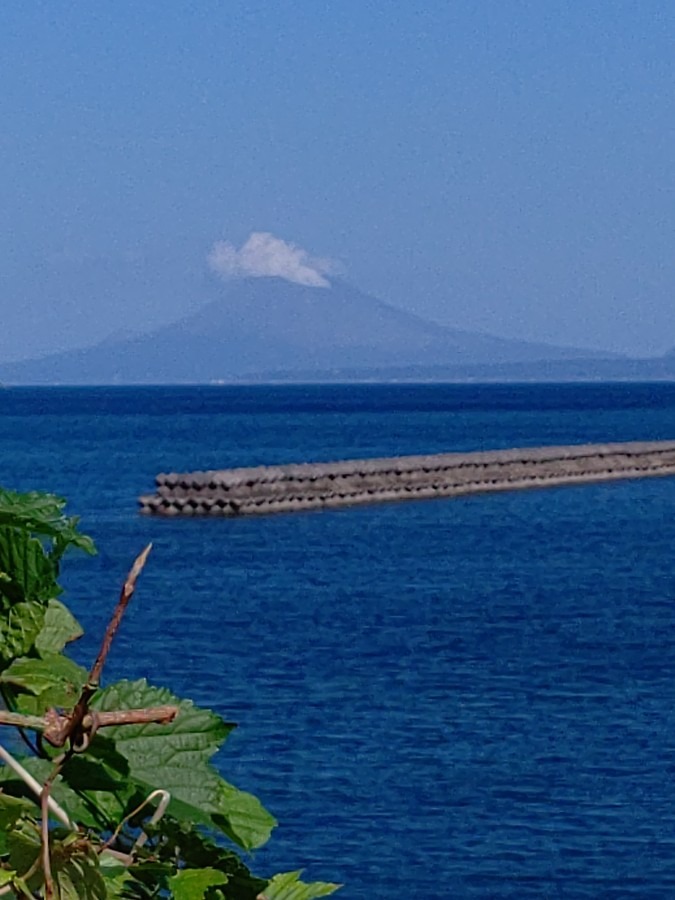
[0,278,621,384]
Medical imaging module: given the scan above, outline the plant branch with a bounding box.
[100,788,171,857]
[0,705,179,754]
[0,743,73,828]
[40,752,69,900]
[89,543,153,688]
[45,544,153,752]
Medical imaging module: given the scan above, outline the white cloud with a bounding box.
[207,232,335,288]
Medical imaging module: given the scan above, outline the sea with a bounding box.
[3,382,675,898]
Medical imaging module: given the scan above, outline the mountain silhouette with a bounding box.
[0,277,623,384]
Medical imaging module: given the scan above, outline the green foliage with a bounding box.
[0,488,339,898]
[0,488,94,669]
[260,871,340,900]
[169,868,229,899]
[89,679,277,850]
[35,599,84,657]
[1,653,88,714]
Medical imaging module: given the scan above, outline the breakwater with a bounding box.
[139,439,675,517]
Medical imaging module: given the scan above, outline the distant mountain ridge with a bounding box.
[0,276,662,385]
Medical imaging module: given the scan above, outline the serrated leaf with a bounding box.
[214,781,278,852]
[98,852,130,879]
[259,871,341,900]
[92,680,234,759]
[0,794,36,854]
[35,599,84,656]
[98,852,134,899]
[91,680,236,832]
[0,756,49,810]
[52,839,107,900]
[0,792,35,829]
[0,653,88,710]
[0,487,336,897]
[0,600,45,661]
[7,818,41,881]
[0,525,57,607]
[90,680,276,850]
[0,488,95,556]
[62,752,136,828]
[0,492,94,652]
[170,867,228,899]
[125,860,174,898]
[145,818,267,898]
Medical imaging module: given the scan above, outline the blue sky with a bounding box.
[2,1,674,361]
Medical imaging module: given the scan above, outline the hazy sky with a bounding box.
[2,1,674,361]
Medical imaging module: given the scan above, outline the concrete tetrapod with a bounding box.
[139,440,675,518]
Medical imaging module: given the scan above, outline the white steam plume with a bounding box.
[208,232,335,288]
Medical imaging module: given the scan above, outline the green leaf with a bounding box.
[0,491,94,643]
[214,781,278,852]
[0,600,45,662]
[169,867,228,899]
[0,653,88,710]
[60,751,136,828]
[0,794,36,854]
[0,869,17,888]
[139,769,276,852]
[35,599,84,656]
[90,680,276,850]
[0,526,57,607]
[0,488,95,556]
[125,860,174,898]
[0,792,35,829]
[0,757,48,807]
[98,852,134,899]
[7,818,41,881]
[92,680,234,760]
[0,487,337,896]
[260,871,341,900]
[144,818,267,899]
[91,680,237,832]
[0,755,127,830]
[51,838,107,900]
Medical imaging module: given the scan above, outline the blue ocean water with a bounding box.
[3,382,675,897]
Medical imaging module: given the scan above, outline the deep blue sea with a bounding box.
[3,382,675,898]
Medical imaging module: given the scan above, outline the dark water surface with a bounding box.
[3,383,675,897]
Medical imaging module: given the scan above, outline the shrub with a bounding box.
[0,487,339,899]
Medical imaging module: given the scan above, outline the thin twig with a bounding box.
[41,781,53,899]
[0,705,179,741]
[44,705,178,750]
[40,755,67,900]
[0,705,178,750]
[0,743,73,828]
[0,711,48,730]
[99,789,171,856]
[83,706,178,730]
[132,789,171,852]
[0,546,177,898]
[89,543,153,687]
[50,544,153,750]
